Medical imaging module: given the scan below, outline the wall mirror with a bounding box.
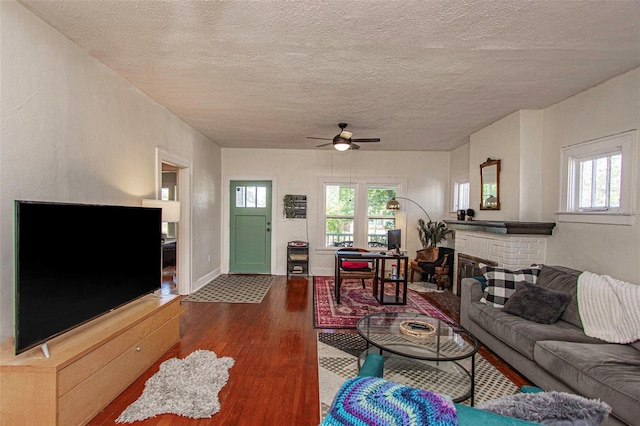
[480,158,500,210]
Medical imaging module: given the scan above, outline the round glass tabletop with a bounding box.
[356,312,478,361]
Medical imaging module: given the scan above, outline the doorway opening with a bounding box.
[156,148,192,295]
[161,163,179,295]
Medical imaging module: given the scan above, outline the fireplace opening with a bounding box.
[456,253,497,294]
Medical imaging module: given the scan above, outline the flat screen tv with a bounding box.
[15,200,162,355]
[387,229,401,251]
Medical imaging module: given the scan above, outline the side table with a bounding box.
[373,255,408,305]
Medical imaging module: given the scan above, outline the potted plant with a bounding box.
[283,194,296,219]
[417,219,453,248]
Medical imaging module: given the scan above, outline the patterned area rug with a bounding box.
[317,332,519,420]
[314,276,453,328]
[182,275,274,303]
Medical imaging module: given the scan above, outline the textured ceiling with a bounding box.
[19,0,640,151]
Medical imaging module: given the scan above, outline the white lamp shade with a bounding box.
[142,199,181,222]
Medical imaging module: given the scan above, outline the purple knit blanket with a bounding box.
[322,376,458,426]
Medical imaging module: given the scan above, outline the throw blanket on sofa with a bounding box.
[577,271,640,344]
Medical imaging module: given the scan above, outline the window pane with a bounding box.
[326,218,353,246]
[246,186,256,207]
[456,182,470,210]
[367,187,396,216]
[593,157,608,207]
[235,186,245,207]
[161,188,170,201]
[256,186,266,208]
[368,218,396,247]
[609,154,621,208]
[579,160,592,208]
[326,185,354,216]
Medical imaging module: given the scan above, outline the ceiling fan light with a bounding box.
[334,140,351,151]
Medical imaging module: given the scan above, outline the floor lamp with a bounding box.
[385,197,432,223]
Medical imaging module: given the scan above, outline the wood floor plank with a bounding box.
[89,276,528,425]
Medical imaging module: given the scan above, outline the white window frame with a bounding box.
[317,177,407,251]
[366,184,400,248]
[453,180,470,212]
[558,130,636,225]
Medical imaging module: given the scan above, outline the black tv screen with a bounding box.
[387,229,401,251]
[15,201,162,354]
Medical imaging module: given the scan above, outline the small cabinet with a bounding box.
[287,241,309,276]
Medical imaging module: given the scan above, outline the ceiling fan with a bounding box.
[307,123,381,151]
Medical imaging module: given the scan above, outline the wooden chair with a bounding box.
[335,248,376,295]
[409,248,438,282]
[409,247,452,290]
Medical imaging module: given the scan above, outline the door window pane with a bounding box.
[246,186,256,207]
[235,186,246,207]
[256,187,267,208]
[236,185,268,208]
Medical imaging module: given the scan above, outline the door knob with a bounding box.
[267,221,271,225]
[267,228,271,232]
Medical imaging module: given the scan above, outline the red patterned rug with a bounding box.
[313,276,454,329]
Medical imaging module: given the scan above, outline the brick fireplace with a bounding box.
[444,220,556,294]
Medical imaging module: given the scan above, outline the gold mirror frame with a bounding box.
[480,158,500,210]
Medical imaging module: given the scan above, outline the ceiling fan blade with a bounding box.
[316,142,333,147]
[351,143,361,150]
[307,137,332,141]
[351,138,381,143]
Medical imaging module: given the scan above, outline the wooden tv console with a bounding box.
[0,294,182,425]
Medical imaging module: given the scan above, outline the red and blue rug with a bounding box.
[313,276,454,329]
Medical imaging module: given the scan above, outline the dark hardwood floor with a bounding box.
[89,276,530,425]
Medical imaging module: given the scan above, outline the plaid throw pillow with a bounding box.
[480,264,541,307]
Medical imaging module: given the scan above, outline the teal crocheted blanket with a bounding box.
[322,376,458,426]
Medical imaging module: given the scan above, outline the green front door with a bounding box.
[229,180,272,274]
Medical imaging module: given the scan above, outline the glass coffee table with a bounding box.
[356,312,479,404]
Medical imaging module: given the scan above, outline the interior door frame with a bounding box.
[156,148,192,295]
[223,175,277,274]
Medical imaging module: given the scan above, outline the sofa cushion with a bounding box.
[480,264,541,308]
[503,281,571,324]
[534,341,640,426]
[535,265,583,328]
[468,302,604,360]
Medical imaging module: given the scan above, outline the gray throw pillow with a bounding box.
[503,281,571,324]
[477,391,611,426]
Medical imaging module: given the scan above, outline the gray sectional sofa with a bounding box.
[460,265,640,426]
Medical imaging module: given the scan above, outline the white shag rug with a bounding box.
[116,350,235,423]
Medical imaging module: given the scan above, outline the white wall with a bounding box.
[541,68,640,282]
[222,148,450,276]
[448,142,470,218]
[468,67,640,283]
[469,111,522,220]
[0,1,222,343]
[518,110,543,221]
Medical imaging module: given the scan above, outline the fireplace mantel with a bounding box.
[444,220,556,235]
